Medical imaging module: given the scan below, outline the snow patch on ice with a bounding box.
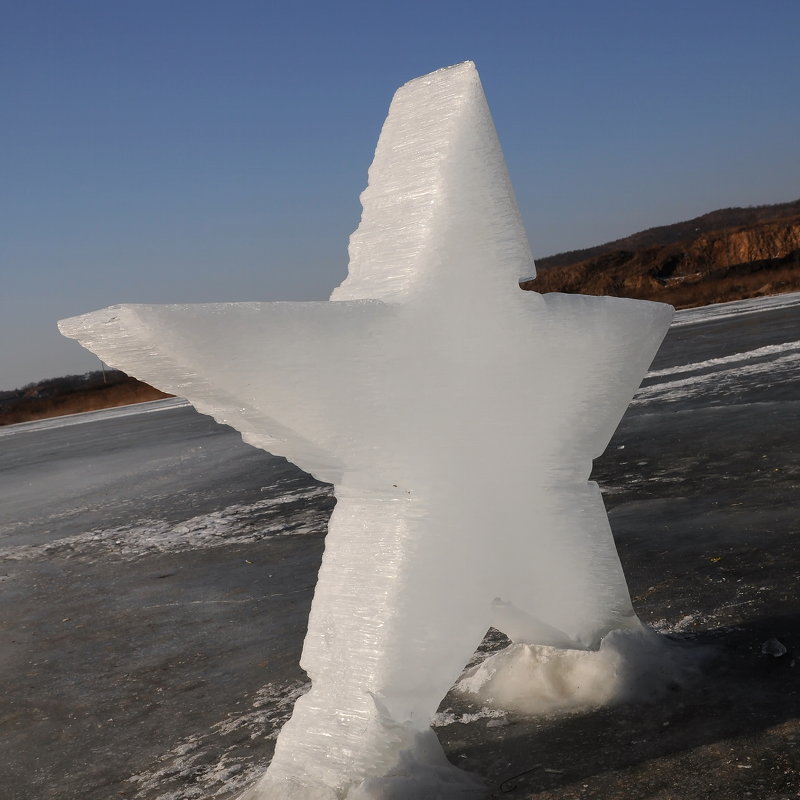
[431,707,506,727]
[645,340,800,380]
[0,484,331,561]
[633,345,800,404]
[672,291,800,327]
[128,681,309,800]
[650,614,702,634]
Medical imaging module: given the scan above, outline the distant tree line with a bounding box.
[0,370,129,409]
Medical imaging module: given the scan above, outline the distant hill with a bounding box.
[522,199,800,307]
[0,371,171,426]
[536,199,800,270]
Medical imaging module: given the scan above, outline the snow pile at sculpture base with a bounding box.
[458,625,704,716]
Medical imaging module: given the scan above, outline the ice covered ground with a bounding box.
[671,290,800,326]
[1,292,799,799]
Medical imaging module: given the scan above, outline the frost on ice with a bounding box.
[59,62,674,798]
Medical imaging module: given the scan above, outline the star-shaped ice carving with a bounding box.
[60,62,673,799]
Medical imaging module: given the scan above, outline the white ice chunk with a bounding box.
[59,62,674,799]
[332,61,535,303]
[456,627,704,716]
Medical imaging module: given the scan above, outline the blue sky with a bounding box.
[3,0,799,389]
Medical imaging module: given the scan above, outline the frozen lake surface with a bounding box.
[1,292,799,799]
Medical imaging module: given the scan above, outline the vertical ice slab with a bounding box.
[332,61,534,303]
[59,62,674,799]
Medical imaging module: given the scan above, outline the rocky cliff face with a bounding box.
[689,219,800,270]
[522,211,800,309]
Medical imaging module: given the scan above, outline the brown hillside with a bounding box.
[522,212,800,308]
[537,199,800,270]
[0,373,171,426]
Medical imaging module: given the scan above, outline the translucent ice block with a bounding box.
[60,62,673,799]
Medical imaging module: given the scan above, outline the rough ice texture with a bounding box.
[59,62,674,799]
[332,61,535,302]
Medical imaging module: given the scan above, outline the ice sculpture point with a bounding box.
[331,61,534,303]
[59,63,675,800]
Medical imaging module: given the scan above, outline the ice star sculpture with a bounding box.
[60,62,673,798]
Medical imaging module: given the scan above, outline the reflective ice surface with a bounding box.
[60,62,673,798]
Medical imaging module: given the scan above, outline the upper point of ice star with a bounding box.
[331,61,535,305]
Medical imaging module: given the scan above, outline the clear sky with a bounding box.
[3,0,799,389]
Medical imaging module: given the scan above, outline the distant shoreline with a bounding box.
[0,375,171,427]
